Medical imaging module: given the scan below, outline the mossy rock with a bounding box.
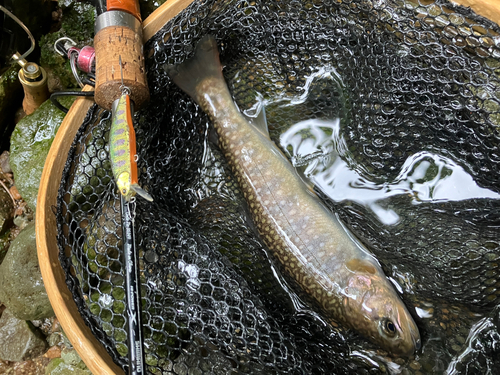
[0,309,48,362]
[10,96,75,211]
[40,1,95,89]
[0,222,54,320]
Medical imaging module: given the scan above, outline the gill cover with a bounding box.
[343,267,420,356]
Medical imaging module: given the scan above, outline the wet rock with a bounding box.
[0,222,54,320]
[45,348,91,375]
[9,96,74,212]
[0,151,12,174]
[0,309,47,362]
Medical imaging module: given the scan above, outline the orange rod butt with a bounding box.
[106,0,142,21]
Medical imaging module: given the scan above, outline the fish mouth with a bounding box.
[400,322,421,356]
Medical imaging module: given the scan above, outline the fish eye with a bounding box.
[382,319,397,337]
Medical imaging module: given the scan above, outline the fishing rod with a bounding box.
[94,1,151,374]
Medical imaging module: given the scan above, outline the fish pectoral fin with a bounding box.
[243,100,270,139]
[346,259,377,275]
[130,184,154,202]
[294,165,316,193]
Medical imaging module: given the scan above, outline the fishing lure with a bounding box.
[109,86,153,202]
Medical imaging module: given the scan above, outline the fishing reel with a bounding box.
[54,37,96,88]
[48,37,96,113]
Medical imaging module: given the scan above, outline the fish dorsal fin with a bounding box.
[131,184,154,202]
[346,259,377,275]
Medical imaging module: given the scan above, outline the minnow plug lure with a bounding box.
[109,57,153,202]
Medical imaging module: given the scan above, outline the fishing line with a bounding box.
[50,90,95,113]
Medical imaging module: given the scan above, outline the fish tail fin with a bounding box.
[131,184,154,202]
[166,35,224,104]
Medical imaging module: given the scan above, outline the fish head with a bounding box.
[116,171,133,199]
[342,259,420,357]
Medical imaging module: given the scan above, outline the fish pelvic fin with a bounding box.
[165,35,224,105]
[130,184,154,202]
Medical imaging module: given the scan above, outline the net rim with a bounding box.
[34,3,189,374]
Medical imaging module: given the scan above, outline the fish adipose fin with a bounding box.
[165,35,224,105]
[131,184,154,202]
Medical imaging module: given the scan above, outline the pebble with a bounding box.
[0,151,12,174]
[9,185,21,200]
[44,346,62,360]
[409,360,421,370]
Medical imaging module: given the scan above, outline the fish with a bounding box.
[167,35,420,356]
[109,93,153,202]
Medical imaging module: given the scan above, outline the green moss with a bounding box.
[39,2,95,89]
[45,358,65,375]
[10,96,75,211]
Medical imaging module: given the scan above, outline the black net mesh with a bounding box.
[57,0,500,374]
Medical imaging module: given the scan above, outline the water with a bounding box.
[280,118,500,226]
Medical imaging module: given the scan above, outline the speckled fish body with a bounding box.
[110,94,153,202]
[167,36,420,356]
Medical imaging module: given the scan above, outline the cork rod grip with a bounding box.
[94,25,149,111]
